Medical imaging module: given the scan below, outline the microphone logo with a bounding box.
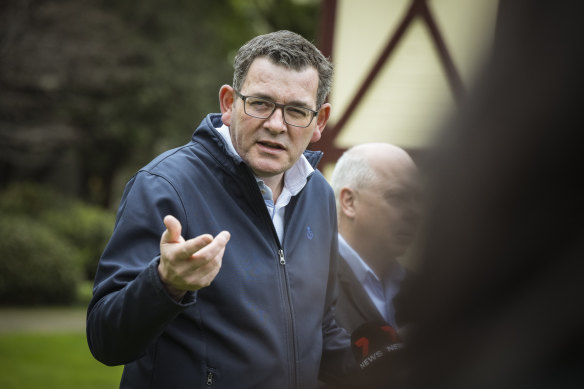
[354,324,400,357]
[351,321,404,370]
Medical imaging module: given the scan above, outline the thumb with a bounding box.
[162,215,183,243]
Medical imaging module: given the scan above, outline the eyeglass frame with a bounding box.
[233,89,320,128]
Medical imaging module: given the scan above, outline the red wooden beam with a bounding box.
[315,0,463,168]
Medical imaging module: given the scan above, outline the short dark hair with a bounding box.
[233,30,333,108]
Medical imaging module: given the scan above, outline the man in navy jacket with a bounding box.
[87,30,353,388]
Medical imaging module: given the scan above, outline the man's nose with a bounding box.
[264,106,287,132]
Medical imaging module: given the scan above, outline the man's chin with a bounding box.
[387,241,409,257]
[250,166,286,179]
[249,160,289,178]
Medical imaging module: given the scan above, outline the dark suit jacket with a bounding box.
[334,254,386,334]
[334,253,418,336]
[324,255,414,389]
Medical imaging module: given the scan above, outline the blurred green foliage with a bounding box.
[0,0,321,305]
[43,204,115,281]
[0,215,81,305]
[0,0,321,207]
[0,183,115,305]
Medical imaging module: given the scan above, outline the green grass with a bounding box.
[0,332,123,389]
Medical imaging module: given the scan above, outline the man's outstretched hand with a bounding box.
[158,215,230,300]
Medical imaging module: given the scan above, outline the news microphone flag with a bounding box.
[351,320,404,371]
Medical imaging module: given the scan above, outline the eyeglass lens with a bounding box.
[245,97,313,127]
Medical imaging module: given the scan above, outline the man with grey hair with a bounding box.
[87,30,354,389]
[330,143,421,333]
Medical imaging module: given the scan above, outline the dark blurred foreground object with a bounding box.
[392,1,584,389]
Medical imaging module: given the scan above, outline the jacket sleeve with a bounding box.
[86,171,196,366]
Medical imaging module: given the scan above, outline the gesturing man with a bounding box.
[87,30,353,389]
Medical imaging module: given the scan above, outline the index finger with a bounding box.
[181,233,214,257]
[189,231,231,260]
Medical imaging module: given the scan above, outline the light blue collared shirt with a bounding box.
[338,234,406,327]
[217,124,313,244]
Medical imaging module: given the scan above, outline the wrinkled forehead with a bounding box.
[241,58,320,103]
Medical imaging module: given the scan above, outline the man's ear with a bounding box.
[219,85,235,126]
[309,102,331,143]
[339,187,357,218]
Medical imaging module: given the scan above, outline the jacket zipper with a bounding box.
[241,164,298,388]
[278,248,285,265]
[269,214,296,388]
[275,242,298,389]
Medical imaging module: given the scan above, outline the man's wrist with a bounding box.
[157,264,187,301]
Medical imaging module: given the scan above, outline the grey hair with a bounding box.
[330,147,378,213]
[232,30,333,108]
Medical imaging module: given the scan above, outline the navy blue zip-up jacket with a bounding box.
[87,114,353,388]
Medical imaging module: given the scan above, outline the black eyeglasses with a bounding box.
[234,89,319,128]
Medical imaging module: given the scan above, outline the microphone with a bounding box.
[349,321,405,387]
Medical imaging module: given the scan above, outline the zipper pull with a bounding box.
[278,249,286,265]
[206,371,213,386]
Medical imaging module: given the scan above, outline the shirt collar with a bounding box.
[216,124,313,198]
[338,234,378,284]
[217,124,239,158]
[338,233,406,284]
